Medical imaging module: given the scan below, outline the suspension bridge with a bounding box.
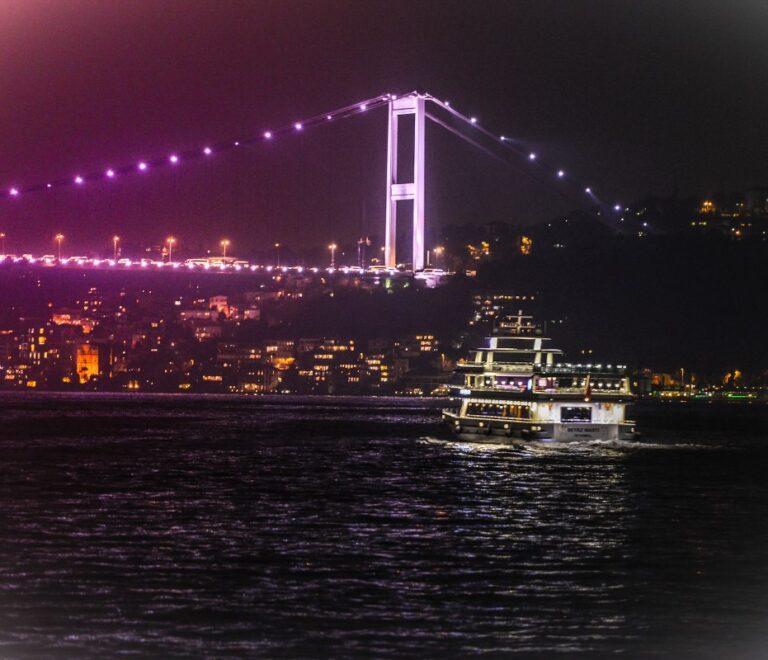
[1,91,622,273]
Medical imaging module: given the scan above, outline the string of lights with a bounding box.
[1,88,624,216]
[424,110,582,208]
[424,94,625,214]
[0,91,401,202]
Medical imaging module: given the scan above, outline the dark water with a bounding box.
[1,394,768,658]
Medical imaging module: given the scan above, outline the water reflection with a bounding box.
[0,394,767,657]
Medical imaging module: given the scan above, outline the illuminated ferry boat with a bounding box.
[442,312,637,442]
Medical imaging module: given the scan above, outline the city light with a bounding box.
[529,153,536,160]
[113,235,120,260]
[328,243,337,268]
[74,176,84,185]
[220,239,230,257]
[203,147,212,155]
[55,233,64,261]
[9,188,19,196]
[294,122,303,130]
[169,154,179,164]
[557,170,565,178]
[166,236,176,262]
[0,232,5,254]
[138,161,148,171]
[106,169,115,178]
[264,131,272,139]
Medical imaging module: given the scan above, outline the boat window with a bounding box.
[561,406,592,423]
[494,377,526,389]
[466,403,531,419]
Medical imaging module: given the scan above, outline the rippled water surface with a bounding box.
[1,393,768,658]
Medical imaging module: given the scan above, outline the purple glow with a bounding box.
[264,131,272,139]
[74,176,84,185]
[294,122,303,130]
[529,153,536,161]
[326,115,332,120]
[169,155,179,164]
[585,187,592,194]
[470,117,477,124]
[614,204,621,211]
[444,100,450,106]
[359,103,367,111]
[203,147,212,155]
[46,183,52,188]
[9,188,19,196]
[138,161,148,171]
[234,141,240,146]
[557,170,565,178]
[500,135,506,141]
[106,169,115,178]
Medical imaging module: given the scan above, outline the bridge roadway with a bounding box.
[0,254,450,284]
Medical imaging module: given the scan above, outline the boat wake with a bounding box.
[419,435,722,452]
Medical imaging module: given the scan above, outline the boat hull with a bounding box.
[442,410,637,443]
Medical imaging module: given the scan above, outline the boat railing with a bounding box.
[540,365,627,375]
[532,386,630,395]
[491,363,535,372]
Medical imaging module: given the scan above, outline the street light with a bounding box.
[55,233,64,261]
[113,235,120,260]
[433,245,445,268]
[328,243,337,268]
[220,239,230,258]
[166,236,176,262]
[274,242,281,267]
[0,232,5,255]
[357,237,370,268]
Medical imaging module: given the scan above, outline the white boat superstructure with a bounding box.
[442,312,637,442]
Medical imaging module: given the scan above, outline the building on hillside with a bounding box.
[76,342,100,384]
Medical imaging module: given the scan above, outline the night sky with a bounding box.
[1,0,767,256]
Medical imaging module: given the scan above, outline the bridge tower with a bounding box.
[384,93,426,270]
